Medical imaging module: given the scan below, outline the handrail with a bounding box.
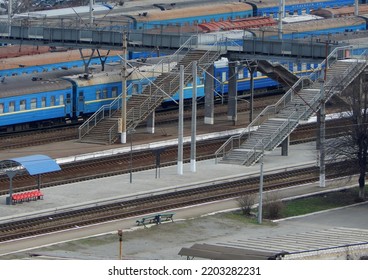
[215,75,311,161]
[78,36,198,141]
[215,44,368,164]
[126,40,224,130]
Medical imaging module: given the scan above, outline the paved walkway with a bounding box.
[0,140,353,223]
[0,137,367,259]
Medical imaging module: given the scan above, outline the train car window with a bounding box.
[59,95,64,105]
[293,64,298,73]
[31,98,37,109]
[96,90,101,100]
[9,101,15,112]
[222,72,226,82]
[238,70,244,80]
[132,84,138,94]
[79,91,84,100]
[103,89,107,99]
[112,87,118,97]
[50,96,55,106]
[42,97,46,107]
[0,103,3,114]
[66,94,71,104]
[20,100,26,111]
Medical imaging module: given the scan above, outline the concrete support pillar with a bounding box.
[281,136,289,156]
[146,111,155,134]
[227,62,238,124]
[204,64,214,124]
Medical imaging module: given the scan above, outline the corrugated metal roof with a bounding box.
[9,154,61,175]
[178,243,282,260]
[135,2,252,22]
[198,17,276,32]
[311,4,368,18]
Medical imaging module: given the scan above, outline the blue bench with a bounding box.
[136,213,175,228]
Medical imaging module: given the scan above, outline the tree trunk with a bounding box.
[358,173,366,200]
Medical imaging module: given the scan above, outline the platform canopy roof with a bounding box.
[0,154,61,176]
[178,243,286,260]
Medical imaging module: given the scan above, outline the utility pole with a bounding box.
[120,32,127,144]
[8,0,12,35]
[278,0,284,40]
[319,79,326,188]
[319,40,329,188]
[191,61,197,173]
[248,62,257,123]
[258,153,264,224]
[177,65,184,175]
[89,0,94,27]
[355,0,359,16]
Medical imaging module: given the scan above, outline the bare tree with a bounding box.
[326,72,368,201]
[237,193,256,216]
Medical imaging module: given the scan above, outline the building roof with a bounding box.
[178,243,284,260]
[198,17,276,33]
[1,154,61,175]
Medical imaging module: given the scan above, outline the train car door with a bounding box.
[65,93,72,117]
[78,91,85,114]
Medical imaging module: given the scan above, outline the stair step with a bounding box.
[80,49,222,144]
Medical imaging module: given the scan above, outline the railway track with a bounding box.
[0,118,351,195]
[0,160,356,242]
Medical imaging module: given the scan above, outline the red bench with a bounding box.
[11,190,44,204]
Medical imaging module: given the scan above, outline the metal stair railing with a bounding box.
[324,51,368,100]
[215,45,368,164]
[78,36,198,141]
[126,62,193,128]
[119,36,201,135]
[242,110,300,165]
[78,84,132,140]
[126,43,224,130]
[215,76,312,163]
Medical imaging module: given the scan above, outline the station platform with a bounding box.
[0,139,356,225]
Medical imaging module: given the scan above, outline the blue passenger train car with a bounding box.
[0,69,83,131]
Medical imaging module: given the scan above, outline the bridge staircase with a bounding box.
[215,46,368,166]
[79,40,224,144]
[256,60,300,88]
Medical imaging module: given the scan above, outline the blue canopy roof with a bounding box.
[8,154,61,175]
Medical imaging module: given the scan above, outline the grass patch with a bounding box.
[281,188,361,218]
[223,211,275,226]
